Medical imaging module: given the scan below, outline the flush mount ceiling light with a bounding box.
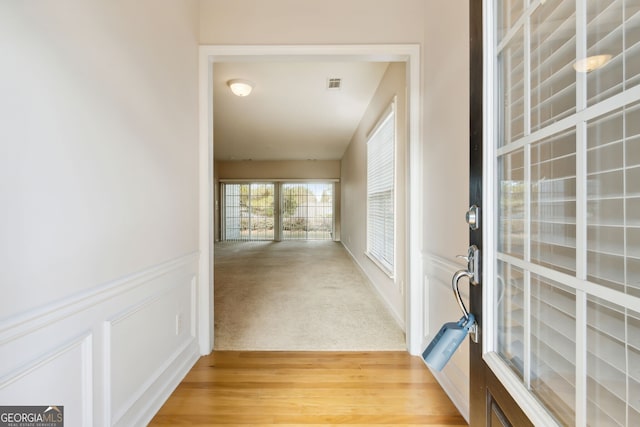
[227,79,254,97]
[573,54,612,73]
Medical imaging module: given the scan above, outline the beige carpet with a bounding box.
[213,240,406,351]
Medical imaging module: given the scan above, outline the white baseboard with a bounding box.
[431,367,470,423]
[341,242,405,332]
[0,253,200,427]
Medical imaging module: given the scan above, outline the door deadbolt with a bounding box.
[466,205,479,230]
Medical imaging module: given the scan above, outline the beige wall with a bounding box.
[422,2,470,260]
[199,0,425,44]
[1,0,199,318]
[217,160,340,180]
[341,62,407,326]
[1,2,200,423]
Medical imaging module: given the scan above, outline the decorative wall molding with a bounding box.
[422,250,471,422]
[110,340,197,426]
[0,332,91,389]
[0,333,94,426]
[432,367,470,423]
[105,276,198,425]
[0,253,200,426]
[0,252,199,346]
[423,251,470,300]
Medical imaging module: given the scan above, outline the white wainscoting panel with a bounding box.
[0,334,93,426]
[423,252,471,422]
[0,253,200,426]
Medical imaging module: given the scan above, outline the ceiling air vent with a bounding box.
[327,78,342,90]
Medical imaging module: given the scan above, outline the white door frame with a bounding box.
[197,44,423,355]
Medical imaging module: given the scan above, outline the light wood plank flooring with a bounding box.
[149,351,468,426]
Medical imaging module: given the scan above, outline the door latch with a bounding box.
[456,245,480,286]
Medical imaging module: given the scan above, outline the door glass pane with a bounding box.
[531,129,577,275]
[530,274,576,426]
[586,0,624,106]
[497,0,526,42]
[496,261,525,379]
[587,297,640,427]
[626,102,640,298]
[498,150,525,258]
[587,102,640,297]
[629,310,640,424]
[530,0,576,131]
[224,183,274,241]
[499,29,526,146]
[625,1,640,89]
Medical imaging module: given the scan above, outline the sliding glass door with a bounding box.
[222,183,274,241]
[221,182,334,241]
[281,182,333,240]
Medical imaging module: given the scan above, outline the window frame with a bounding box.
[366,98,397,278]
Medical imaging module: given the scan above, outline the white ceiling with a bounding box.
[213,61,390,161]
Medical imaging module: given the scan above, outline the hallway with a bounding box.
[149,351,468,426]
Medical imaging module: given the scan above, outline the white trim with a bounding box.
[431,369,470,423]
[496,84,640,157]
[497,252,640,312]
[423,252,470,300]
[364,251,395,279]
[405,45,423,355]
[483,0,498,357]
[198,44,423,355]
[219,178,340,183]
[367,99,395,140]
[0,253,198,346]
[198,48,214,355]
[0,333,94,424]
[132,345,199,427]
[484,352,559,427]
[0,332,92,389]
[575,290,587,427]
[110,338,196,425]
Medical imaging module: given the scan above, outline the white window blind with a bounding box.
[366,101,396,276]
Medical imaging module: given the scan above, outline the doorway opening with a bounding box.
[198,45,423,355]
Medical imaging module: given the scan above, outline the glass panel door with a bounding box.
[281,183,333,240]
[489,0,640,425]
[222,183,274,241]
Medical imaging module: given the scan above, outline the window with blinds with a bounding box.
[493,0,640,425]
[366,100,396,276]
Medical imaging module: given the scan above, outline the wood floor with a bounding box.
[149,351,468,426]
